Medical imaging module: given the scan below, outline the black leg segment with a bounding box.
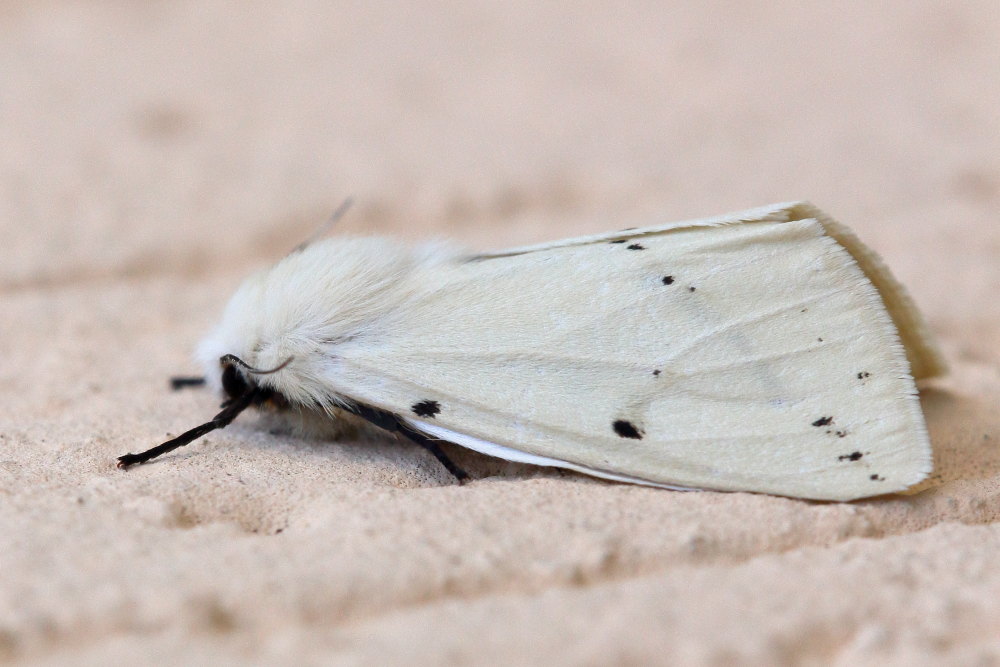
[117,388,259,468]
[170,376,207,390]
[343,402,469,482]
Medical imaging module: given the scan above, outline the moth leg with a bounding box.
[170,376,207,390]
[396,425,470,483]
[118,388,258,468]
[343,401,469,483]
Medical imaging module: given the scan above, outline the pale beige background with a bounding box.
[2,1,999,664]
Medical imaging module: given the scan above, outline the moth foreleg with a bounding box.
[343,401,469,483]
[170,376,207,390]
[396,425,470,484]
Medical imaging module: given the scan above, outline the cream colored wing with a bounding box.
[477,201,945,381]
[331,210,934,500]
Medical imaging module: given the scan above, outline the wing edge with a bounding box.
[474,200,945,381]
[404,418,701,493]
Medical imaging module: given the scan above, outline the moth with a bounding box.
[119,202,944,500]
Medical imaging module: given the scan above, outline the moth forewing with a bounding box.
[329,210,935,501]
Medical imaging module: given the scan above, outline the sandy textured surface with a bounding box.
[3,1,1000,664]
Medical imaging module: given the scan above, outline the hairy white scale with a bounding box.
[192,202,943,501]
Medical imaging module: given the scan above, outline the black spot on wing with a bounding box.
[857,371,871,380]
[870,474,885,482]
[609,239,627,244]
[688,286,696,292]
[661,276,674,285]
[411,400,441,418]
[838,451,863,462]
[612,420,644,439]
[626,243,646,251]
[652,369,661,376]
[812,416,833,427]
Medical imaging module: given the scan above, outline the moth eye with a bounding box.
[221,364,249,399]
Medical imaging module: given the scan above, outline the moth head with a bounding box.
[218,354,293,411]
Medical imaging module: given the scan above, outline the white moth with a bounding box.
[119,202,944,501]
